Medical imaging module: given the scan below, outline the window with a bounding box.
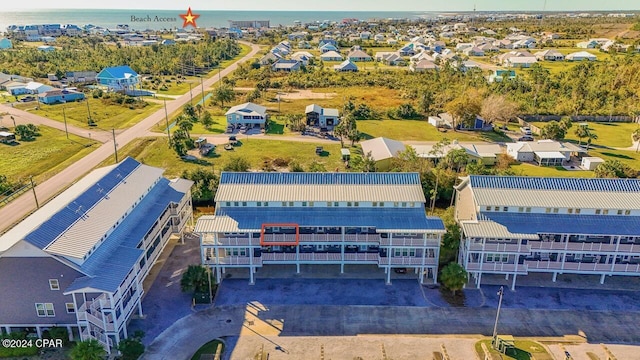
[603,209,609,215]
[402,202,407,208]
[575,209,581,214]
[257,202,262,207]
[302,202,307,207]
[373,202,378,207]
[282,202,287,207]
[617,210,623,215]
[334,202,339,207]
[354,202,359,207]
[486,206,492,211]
[553,208,559,214]
[410,202,415,207]
[289,202,293,207]
[494,206,500,211]
[309,202,314,207]
[225,202,230,206]
[347,202,352,207]
[66,303,75,314]
[568,208,573,214]
[328,202,332,207]
[545,208,551,213]
[242,202,247,207]
[518,207,524,213]
[35,303,55,317]
[394,202,399,207]
[595,209,601,215]
[486,254,493,262]
[264,202,268,207]
[526,207,531,213]
[234,202,239,207]
[379,202,384,207]
[625,210,631,215]
[49,279,60,291]
[503,207,508,212]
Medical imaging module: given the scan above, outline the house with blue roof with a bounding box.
[0,38,12,50]
[455,175,640,290]
[195,172,445,285]
[96,65,140,92]
[0,158,193,353]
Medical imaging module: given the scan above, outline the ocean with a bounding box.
[0,9,436,32]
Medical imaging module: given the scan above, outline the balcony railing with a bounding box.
[382,256,437,266]
[467,243,529,253]
[81,328,112,349]
[84,311,115,332]
[525,260,640,274]
[466,262,528,274]
[204,255,257,265]
[343,253,380,262]
[205,236,260,246]
[379,238,440,247]
[528,241,640,254]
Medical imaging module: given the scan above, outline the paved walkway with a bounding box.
[0,41,261,234]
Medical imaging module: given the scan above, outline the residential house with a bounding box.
[38,89,85,104]
[374,33,385,42]
[320,51,343,62]
[577,40,599,49]
[360,31,371,40]
[25,81,54,94]
[506,140,587,166]
[507,56,537,68]
[96,66,140,92]
[318,39,338,48]
[375,52,405,66]
[437,113,492,131]
[333,60,358,72]
[259,52,282,65]
[566,51,597,61]
[0,158,192,352]
[62,24,82,36]
[488,69,516,83]
[478,43,499,53]
[410,60,438,72]
[455,43,474,52]
[493,39,513,49]
[161,39,176,46]
[454,175,640,290]
[65,71,98,84]
[0,38,12,49]
[535,49,565,61]
[225,102,268,129]
[581,157,605,171]
[196,172,446,285]
[0,131,16,143]
[410,52,436,63]
[347,49,373,62]
[463,47,485,57]
[291,52,313,66]
[412,141,503,165]
[319,43,339,53]
[305,104,339,129]
[398,43,417,56]
[297,41,312,49]
[271,59,301,72]
[359,137,406,171]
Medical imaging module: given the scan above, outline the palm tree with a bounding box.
[632,128,640,153]
[70,339,106,360]
[585,129,598,150]
[176,115,193,138]
[180,265,210,294]
[440,263,468,296]
[574,125,589,146]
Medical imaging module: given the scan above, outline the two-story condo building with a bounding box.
[0,158,192,352]
[454,176,640,290]
[195,172,445,285]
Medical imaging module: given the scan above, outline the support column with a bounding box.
[505,273,509,280]
[66,326,73,341]
[214,247,222,283]
[600,273,606,284]
[511,273,517,290]
[386,265,391,285]
[296,244,300,274]
[552,272,557,282]
[340,227,345,274]
[36,326,42,338]
[249,233,255,285]
[4,326,10,335]
[477,272,482,288]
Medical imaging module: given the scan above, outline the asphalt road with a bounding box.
[0,41,261,234]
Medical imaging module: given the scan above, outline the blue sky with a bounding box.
[6,0,640,11]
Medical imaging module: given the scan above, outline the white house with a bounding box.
[534,49,565,61]
[225,102,268,129]
[581,157,605,170]
[566,51,597,61]
[506,140,586,166]
[320,50,343,61]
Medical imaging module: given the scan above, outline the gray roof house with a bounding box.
[333,60,358,72]
[305,104,340,129]
[0,157,193,353]
[320,50,343,61]
[359,137,407,171]
[347,49,373,62]
[271,59,301,72]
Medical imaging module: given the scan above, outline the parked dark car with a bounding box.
[394,268,407,274]
[518,136,534,141]
[21,96,35,102]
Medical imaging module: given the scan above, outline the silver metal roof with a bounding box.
[215,184,426,202]
[472,188,640,210]
[45,165,164,260]
[460,220,539,240]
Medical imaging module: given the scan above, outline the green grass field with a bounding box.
[0,126,98,184]
[16,97,161,130]
[190,340,224,360]
[510,163,593,178]
[475,340,553,360]
[530,121,639,148]
[102,137,348,175]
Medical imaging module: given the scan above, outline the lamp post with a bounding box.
[492,286,504,349]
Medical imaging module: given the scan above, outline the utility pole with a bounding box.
[11,116,16,128]
[62,106,69,139]
[492,286,504,349]
[189,83,193,105]
[112,128,118,163]
[86,98,93,125]
[30,176,39,209]
[164,98,171,146]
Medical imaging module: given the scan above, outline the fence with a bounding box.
[0,183,32,208]
[519,115,639,123]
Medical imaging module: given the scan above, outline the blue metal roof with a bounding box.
[220,172,421,186]
[66,178,186,293]
[470,175,640,192]
[96,65,138,80]
[25,157,140,249]
[215,207,445,231]
[481,212,640,236]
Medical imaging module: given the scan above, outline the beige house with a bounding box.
[359,137,406,171]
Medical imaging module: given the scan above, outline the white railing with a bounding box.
[204,256,256,265]
[298,253,342,261]
[343,253,380,262]
[383,256,437,265]
[468,243,530,253]
[466,262,528,274]
[612,263,640,273]
[528,241,640,254]
[81,328,112,348]
[261,252,298,261]
[300,234,343,242]
[379,238,440,247]
[84,311,115,332]
[207,237,259,246]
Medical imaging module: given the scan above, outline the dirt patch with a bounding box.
[278,89,337,100]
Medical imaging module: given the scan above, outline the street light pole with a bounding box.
[112,128,118,163]
[62,106,69,139]
[492,286,504,349]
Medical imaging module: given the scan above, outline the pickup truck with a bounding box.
[520,126,532,135]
